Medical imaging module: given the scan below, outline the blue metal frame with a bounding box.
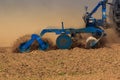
[88,0,107,21]
[40,0,107,37]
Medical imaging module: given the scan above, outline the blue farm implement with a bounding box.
[15,0,111,53]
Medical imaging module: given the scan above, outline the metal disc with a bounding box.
[56,34,72,49]
[86,36,98,49]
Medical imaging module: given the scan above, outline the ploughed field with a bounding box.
[0,42,120,80]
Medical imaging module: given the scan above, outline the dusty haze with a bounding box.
[0,0,112,47]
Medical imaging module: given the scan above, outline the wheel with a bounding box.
[86,36,98,49]
[56,34,72,49]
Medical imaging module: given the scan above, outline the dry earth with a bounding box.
[0,43,120,80]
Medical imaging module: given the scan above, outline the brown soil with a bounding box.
[0,43,120,80]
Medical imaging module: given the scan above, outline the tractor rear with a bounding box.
[110,0,120,31]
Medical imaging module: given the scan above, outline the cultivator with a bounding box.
[16,0,112,53]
